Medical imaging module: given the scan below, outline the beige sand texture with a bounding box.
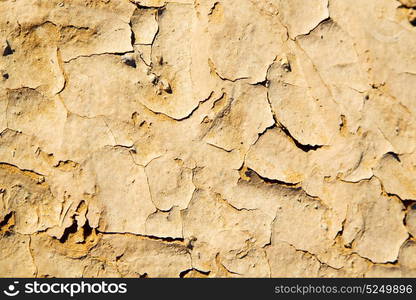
[1,0,416,277]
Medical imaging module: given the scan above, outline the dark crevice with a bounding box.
[244,167,301,187]
[282,62,291,72]
[97,229,184,243]
[129,21,136,46]
[179,269,191,278]
[386,151,401,163]
[252,79,270,87]
[186,236,197,250]
[403,200,416,210]
[3,41,14,56]
[179,268,210,278]
[399,5,416,26]
[339,115,346,131]
[279,125,323,152]
[208,2,220,16]
[59,219,78,243]
[58,218,94,244]
[293,17,331,40]
[123,57,137,68]
[384,189,414,202]
[63,51,134,63]
[398,3,416,9]
[148,235,184,243]
[0,212,13,227]
[83,220,93,241]
[257,123,277,140]
[54,159,79,169]
[157,7,166,17]
[133,2,162,10]
[0,162,46,181]
[410,15,416,26]
[0,211,14,234]
[164,84,172,94]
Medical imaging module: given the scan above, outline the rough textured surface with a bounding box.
[0,0,416,278]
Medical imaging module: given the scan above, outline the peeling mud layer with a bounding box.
[1,0,416,278]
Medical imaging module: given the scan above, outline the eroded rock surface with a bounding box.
[1,0,416,277]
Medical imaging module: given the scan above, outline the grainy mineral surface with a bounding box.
[1,0,416,278]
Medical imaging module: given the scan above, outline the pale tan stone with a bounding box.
[83,148,156,234]
[405,205,416,237]
[206,0,287,83]
[0,24,65,95]
[267,44,341,146]
[203,83,274,155]
[399,240,416,269]
[145,206,183,239]
[246,128,310,184]
[0,164,61,235]
[145,155,194,211]
[60,54,147,120]
[374,153,416,200]
[131,8,158,45]
[266,241,321,277]
[1,0,416,278]
[277,0,329,38]
[0,234,37,277]
[90,234,192,277]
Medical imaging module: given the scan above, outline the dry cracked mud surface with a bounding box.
[1,0,416,278]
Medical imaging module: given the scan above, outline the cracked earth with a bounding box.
[1,0,416,277]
